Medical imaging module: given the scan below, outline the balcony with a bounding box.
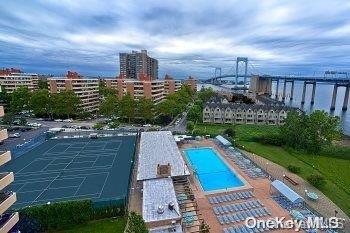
[0,212,19,233]
[0,151,11,167]
[0,173,14,191]
[0,129,8,143]
[0,192,16,215]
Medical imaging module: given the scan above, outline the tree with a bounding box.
[30,89,51,117]
[10,86,31,113]
[224,128,235,137]
[187,104,202,122]
[0,85,10,105]
[280,110,340,153]
[280,110,308,150]
[137,97,154,123]
[38,80,48,89]
[197,87,214,103]
[2,112,14,125]
[52,91,80,118]
[125,212,148,233]
[99,81,117,98]
[306,110,340,153]
[187,121,195,132]
[120,94,136,123]
[99,95,119,117]
[200,221,210,233]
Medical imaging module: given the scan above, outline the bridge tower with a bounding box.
[214,67,222,84]
[235,57,248,88]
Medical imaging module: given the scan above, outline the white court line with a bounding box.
[17,192,101,206]
[40,159,57,172]
[18,185,80,194]
[98,172,110,198]
[15,166,112,177]
[73,177,87,196]
[16,171,110,184]
[17,159,46,174]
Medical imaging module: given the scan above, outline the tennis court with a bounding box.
[1,135,136,209]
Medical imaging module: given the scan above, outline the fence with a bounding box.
[53,129,138,139]
[11,132,54,159]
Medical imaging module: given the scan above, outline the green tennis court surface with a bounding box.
[1,135,136,209]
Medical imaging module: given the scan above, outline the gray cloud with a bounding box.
[0,0,350,78]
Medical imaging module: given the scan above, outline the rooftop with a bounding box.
[137,131,190,181]
[142,178,181,223]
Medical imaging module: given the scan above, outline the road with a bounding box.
[0,126,48,151]
[164,112,188,133]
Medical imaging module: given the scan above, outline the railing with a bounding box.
[10,132,51,159]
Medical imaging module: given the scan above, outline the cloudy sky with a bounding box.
[1,0,350,79]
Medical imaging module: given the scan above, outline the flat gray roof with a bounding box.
[142,178,181,223]
[216,135,232,146]
[137,131,189,181]
[149,224,183,233]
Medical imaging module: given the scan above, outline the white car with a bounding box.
[63,119,73,123]
[54,119,63,122]
[9,133,21,138]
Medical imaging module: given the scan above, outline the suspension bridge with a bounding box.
[203,57,350,110]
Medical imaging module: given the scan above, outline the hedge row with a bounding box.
[16,199,125,232]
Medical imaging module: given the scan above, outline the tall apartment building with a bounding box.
[0,105,19,232]
[48,71,99,113]
[0,68,38,93]
[119,50,158,80]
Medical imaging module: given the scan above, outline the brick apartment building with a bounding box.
[0,68,38,93]
[184,76,197,92]
[0,105,19,232]
[48,71,99,113]
[119,50,158,80]
[164,74,182,95]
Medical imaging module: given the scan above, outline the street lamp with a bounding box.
[266,162,269,172]
[282,174,286,183]
[305,189,308,197]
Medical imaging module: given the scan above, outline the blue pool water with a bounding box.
[184,147,244,191]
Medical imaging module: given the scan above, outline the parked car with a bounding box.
[9,133,21,138]
[54,119,63,122]
[63,119,73,123]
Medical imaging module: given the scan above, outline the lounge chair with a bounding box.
[213,206,220,215]
[217,215,225,225]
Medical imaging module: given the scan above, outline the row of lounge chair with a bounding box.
[217,207,272,225]
[224,224,272,233]
[224,147,267,179]
[213,199,264,215]
[208,190,254,204]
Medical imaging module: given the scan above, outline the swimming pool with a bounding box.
[184,147,244,192]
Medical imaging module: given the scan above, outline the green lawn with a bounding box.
[52,218,126,233]
[194,123,350,216]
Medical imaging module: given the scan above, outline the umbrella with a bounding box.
[291,210,305,221]
[307,192,319,201]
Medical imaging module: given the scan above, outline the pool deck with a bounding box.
[180,139,296,233]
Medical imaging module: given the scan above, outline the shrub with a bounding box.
[125,212,148,233]
[224,128,235,137]
[259,134,284,146]
[307,174,326,188]
[21,200,93,231]
[93,122,104,130]
[18,200,124,232]
[287,165,301,174]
